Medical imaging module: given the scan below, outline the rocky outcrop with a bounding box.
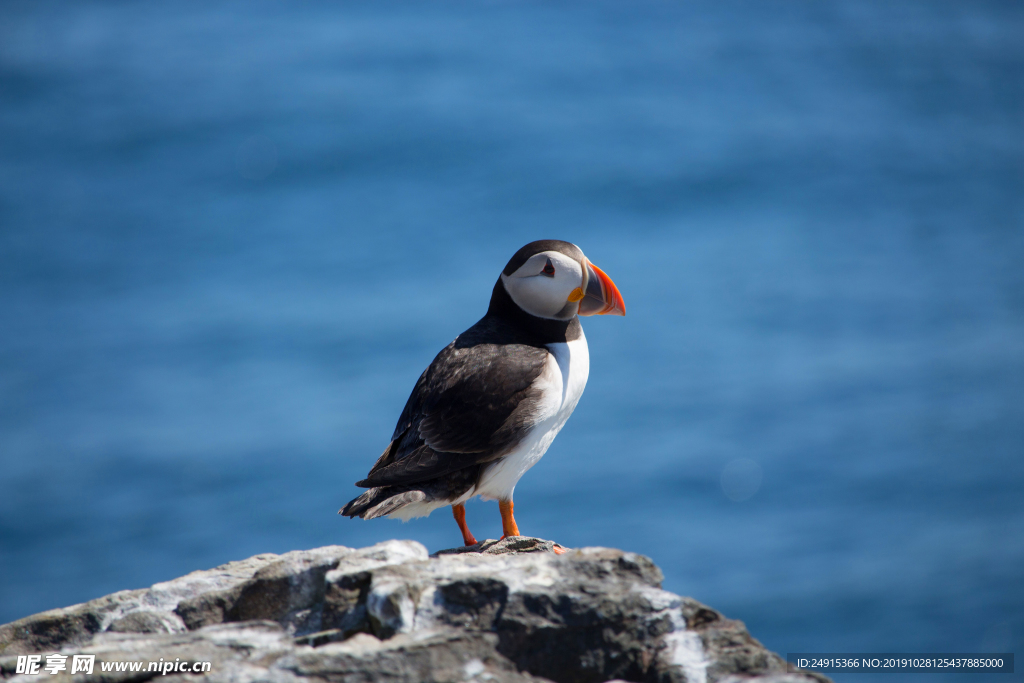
[0,538,828,683]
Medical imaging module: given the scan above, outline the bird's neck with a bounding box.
[486,279,582,345]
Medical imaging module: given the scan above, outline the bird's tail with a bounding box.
[339,486,428,520]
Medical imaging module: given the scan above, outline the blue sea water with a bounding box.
[1,2,1022,681]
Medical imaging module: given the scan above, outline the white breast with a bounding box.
[474,332,590,501]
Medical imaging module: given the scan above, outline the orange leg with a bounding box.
[499,499,520,539]
[452,503,477,546]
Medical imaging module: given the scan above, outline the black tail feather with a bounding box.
[339,487,426,519]
[340,464,484,520]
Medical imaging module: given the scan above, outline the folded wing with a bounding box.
[356,319,551,488]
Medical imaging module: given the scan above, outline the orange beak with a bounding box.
[577,258,626,316]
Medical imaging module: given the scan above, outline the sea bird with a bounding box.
[340,240,625,550]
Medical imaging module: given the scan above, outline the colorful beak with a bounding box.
[578,259,626,316]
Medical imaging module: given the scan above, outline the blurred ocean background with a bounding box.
[1,2,1022,680]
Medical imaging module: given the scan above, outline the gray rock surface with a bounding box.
[0,538,829,683]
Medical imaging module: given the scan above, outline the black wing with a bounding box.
[356,316,551,488]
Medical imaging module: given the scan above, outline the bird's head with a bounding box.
[498,240,625,321]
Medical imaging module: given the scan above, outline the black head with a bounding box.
[487,240,625,343]
[502,240,585,276]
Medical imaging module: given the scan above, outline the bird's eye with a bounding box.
[541,259,555,277]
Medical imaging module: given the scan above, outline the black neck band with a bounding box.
[486,279,582,344]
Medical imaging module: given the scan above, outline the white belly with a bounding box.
[475,333,590,501]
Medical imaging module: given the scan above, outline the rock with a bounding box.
[434,537,565,556]
[280,629,548,683]
[0,539,829,683]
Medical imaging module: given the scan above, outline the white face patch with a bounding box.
[500,250,585,320]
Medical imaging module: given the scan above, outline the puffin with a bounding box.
[340,240,625,550]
